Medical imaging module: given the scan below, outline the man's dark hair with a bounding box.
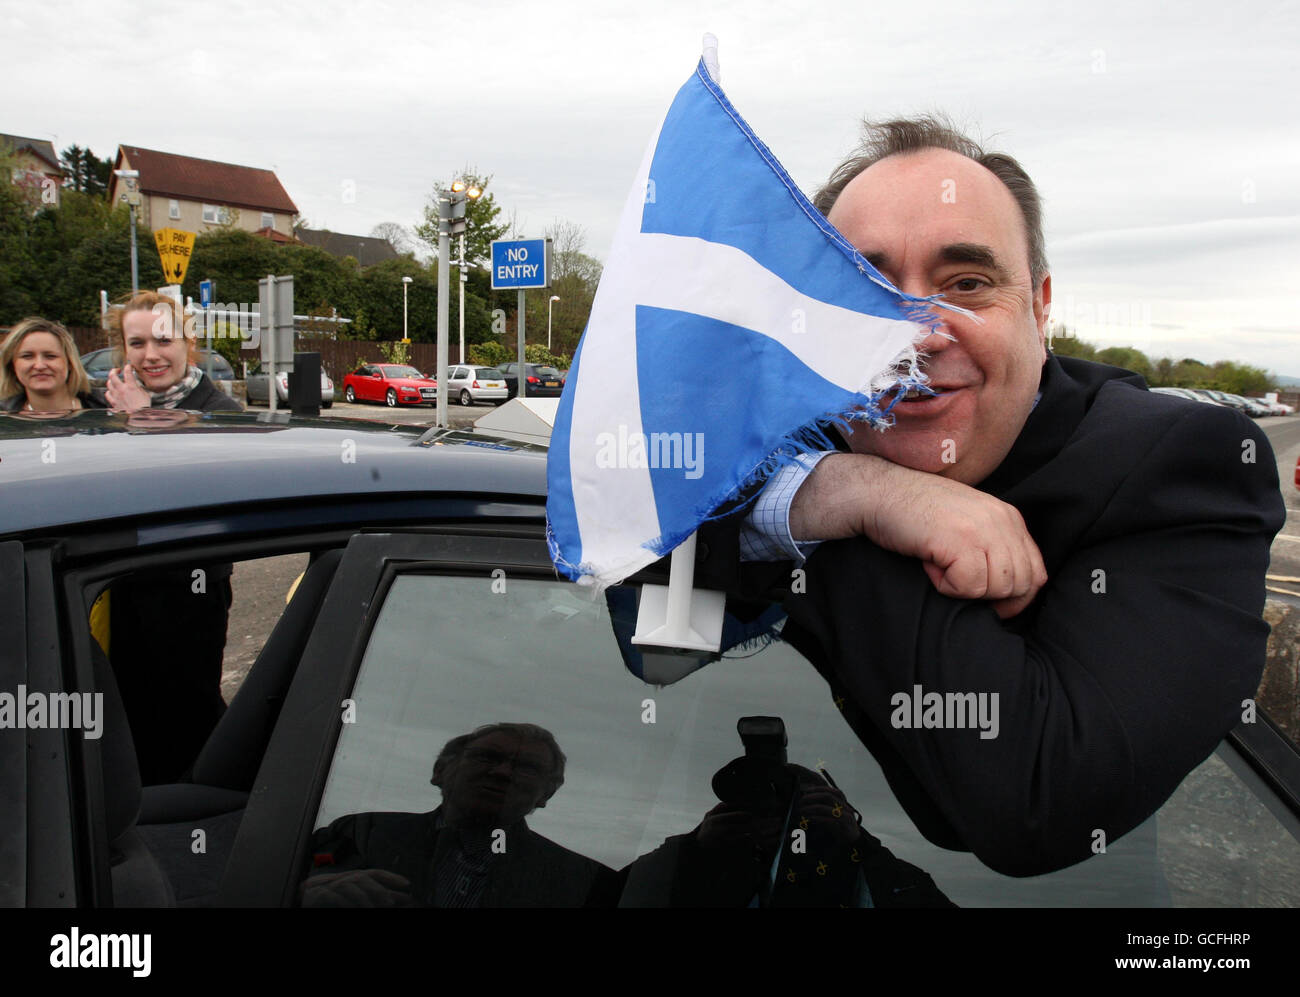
[432,722,567,800]
[812,114,1048,283]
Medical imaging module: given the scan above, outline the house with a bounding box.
[108,145,298,237]
[296,228,398,267]
[1,133,64,207]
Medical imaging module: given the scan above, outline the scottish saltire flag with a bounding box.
[547,52,938,589]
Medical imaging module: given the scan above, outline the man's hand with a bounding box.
[105,365,151,413]
[788,453,1046,618]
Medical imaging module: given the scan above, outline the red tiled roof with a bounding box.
[116,145,297,214]
[254,226,301,244]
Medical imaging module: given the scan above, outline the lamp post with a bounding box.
[435,179,481,427]
[548,295,561,352]
[114,169,141,293]
[402,275,412,344]
[457,232,466,366]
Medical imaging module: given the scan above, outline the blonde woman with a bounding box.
[104,291,241,412]
[0,317,107,413]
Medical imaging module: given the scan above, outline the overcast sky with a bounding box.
[5,0,1297,373]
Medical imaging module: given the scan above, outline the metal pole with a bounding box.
[436,207,450,427]
[128,201,139,294]
[403,280,409,342]
[516,289,526,402]
[458,233,466,366]
[548,296,553,352]
[267,274,277,414]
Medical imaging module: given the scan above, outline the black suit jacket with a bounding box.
[707,356,1284,877]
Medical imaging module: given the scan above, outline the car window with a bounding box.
[381,366,422,379]
[532,367,561,378]
[81,350,114,372]
[303,569,1300,907]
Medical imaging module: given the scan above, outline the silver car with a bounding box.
[246,364,334,408]
[448,365,508,406]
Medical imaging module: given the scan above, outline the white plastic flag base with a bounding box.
[631,531,726,688]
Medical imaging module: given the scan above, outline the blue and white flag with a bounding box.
[548,52,937,590]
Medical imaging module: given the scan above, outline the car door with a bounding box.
[215,529,1300,907]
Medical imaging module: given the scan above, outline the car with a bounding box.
[497,362,565,399]
[245,363,335,408]
[80,346,236,392]
[447,365,508,406]
[1,409,1298,909]
[1150,387,1218,406]
[342,363,438,407]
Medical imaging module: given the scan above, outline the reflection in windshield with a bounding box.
[620,716,954,907]
[303,722,620,907]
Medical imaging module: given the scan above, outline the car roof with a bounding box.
[0,411,547,538]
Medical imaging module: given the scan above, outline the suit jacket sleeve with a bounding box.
[780,400,1283,877]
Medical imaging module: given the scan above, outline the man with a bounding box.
[303,722,619,906]
[716,116,1284,877]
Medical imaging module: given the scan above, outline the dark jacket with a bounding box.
[0,390,109,412]
[308,809,621,907]
[705,356,1284,877]
[174,374,243,412]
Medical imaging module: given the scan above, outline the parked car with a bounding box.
[1,409,1298,910]
[245,363,334,408]
[1150,387,1218,406]
[342,363,438,407]
[80,346,235,391]
[497,362,565,399]
[447,365,508,406]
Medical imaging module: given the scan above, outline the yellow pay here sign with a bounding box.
[153,227,196,285]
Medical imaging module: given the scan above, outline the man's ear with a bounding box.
[1034,273,1052,357]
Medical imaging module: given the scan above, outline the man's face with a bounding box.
[433,732,556,828]
[827,148,1052,484]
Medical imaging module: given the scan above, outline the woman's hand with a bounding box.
[105,365,152,413]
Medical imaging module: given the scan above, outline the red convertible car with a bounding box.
[342,363,438,407]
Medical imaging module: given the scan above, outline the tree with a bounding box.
[1096,346,1152,381]
[59,145,111,198]
[415,169,509,268]
[369,222,414,256]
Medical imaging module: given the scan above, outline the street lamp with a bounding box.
[402,275,412,344]
[114,169,141,293]
[548,295,561,352]
[435,180,482,427]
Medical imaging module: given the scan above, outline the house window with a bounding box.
[202,203,219,224]
[169,199,180,219]
[261,212,274,229]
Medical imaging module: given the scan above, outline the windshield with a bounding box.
[382,366,423,379]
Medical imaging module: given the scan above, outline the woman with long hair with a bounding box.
[0,316,106,412]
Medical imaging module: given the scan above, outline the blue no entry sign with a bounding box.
[491,239,550,290]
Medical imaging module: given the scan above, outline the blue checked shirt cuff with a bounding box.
[738,451,833,562]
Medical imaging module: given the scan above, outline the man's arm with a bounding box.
[789,452,1048,617]
[781,403,1283,877]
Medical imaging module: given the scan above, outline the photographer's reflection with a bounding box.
[303,722,619,907]
[623,717,956,907]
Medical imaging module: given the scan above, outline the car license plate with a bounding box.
[545,381,558,387]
